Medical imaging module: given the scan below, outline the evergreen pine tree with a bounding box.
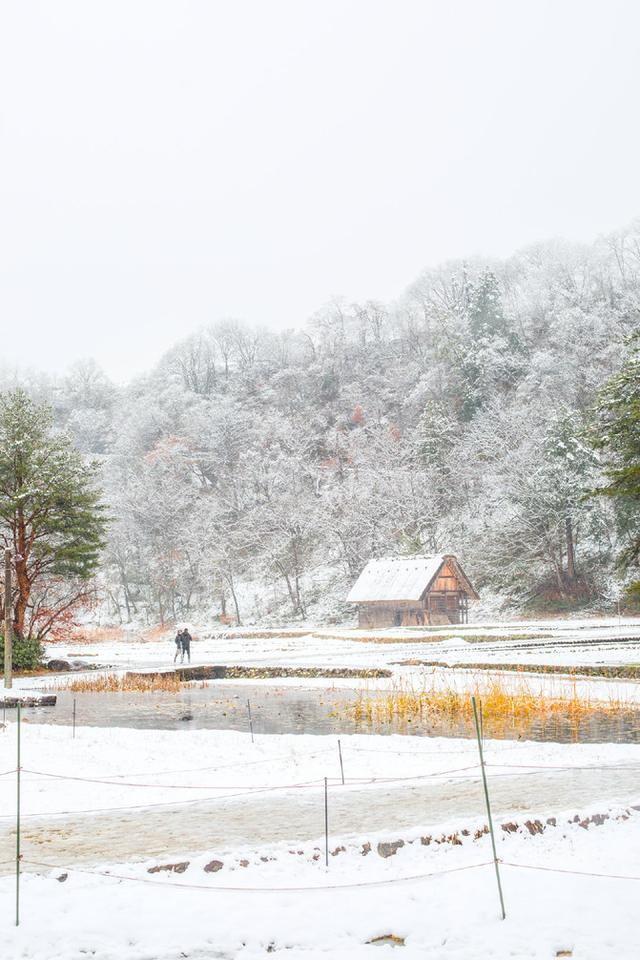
[0,390,107,653]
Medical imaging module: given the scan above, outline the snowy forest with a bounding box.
[4,223,640,628]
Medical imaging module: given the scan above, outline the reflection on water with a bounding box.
[19,683,640,743]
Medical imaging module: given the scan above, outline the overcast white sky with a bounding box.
[1,0,639,382]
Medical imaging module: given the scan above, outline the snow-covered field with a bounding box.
[36,614,640,676]
[3,803,640,959]
[3,618,640,958]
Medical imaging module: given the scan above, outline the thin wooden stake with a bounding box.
[16,701,21,927]
[324,777,329,867]
[337,739,345,785]
[72,698,77,739]
[247,699,254,743]
[472,696,505,920]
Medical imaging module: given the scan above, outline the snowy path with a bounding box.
[2,765,638,872]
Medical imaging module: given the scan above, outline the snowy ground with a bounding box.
[3,618,640,958]
[36,614,640,676]
[1,724,640,958]
[0,724,640,960]
[3,804,640,959]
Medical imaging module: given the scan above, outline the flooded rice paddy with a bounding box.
[17,682,640,744]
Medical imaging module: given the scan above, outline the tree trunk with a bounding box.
[226,576,241,626]
[13,556,30,639]
[565,516,576,584]
[282,570,298,615]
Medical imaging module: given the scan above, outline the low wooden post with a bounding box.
[72,698,77,739]
[337,739,345,785]
[472,696,505,920]
[247,699,254,743]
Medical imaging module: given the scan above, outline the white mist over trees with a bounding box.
[4,224,640,625]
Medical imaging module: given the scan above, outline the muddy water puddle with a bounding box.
[17,683,640,744]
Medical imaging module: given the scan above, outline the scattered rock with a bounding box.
[331,846,346,857]
[546,817,557,827]
[56,873,68,883]
[204,860,224,873]
[179,714,193,722]
[47,659,71,672]
[361,842,371,856]
[1,695,57,708]
[377,840,404,859]
[239,860,249,868]
[148,861,189,874]
[420,836,432,846]
[502,822,518,834]
[525,820,544,836]
[68,660,91,671]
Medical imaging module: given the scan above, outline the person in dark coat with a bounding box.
[173,629,184,663]
[181,628,192,664]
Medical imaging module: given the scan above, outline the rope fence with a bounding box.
[20,855,640,894]
[20,858,496,892]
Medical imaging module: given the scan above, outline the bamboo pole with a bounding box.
[472,696,505,920]
[324,777,329,867]
[16,701,21,926]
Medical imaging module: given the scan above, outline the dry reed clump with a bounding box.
[73,627,126,644]
[52,672,197,693]
[344,675,639,737]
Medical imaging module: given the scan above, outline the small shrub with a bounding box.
[0,634,44,672]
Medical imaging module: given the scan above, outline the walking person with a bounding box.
[173,628,183,663]
[181,627,192,664]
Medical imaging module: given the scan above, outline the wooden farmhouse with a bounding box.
[346,554,479,628]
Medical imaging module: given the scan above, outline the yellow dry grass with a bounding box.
[343,675,638,738]
[70,626,128,644]
[51,672,197,693]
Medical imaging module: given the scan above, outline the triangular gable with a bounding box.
[421,555,479,600]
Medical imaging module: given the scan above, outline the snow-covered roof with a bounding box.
[346,555,447,603]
